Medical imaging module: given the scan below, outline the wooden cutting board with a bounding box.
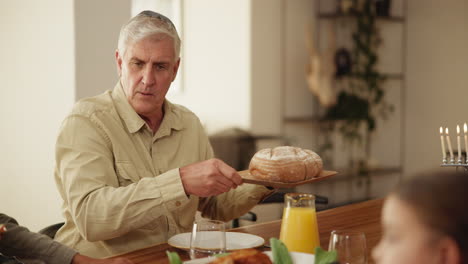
[238,170,338,188]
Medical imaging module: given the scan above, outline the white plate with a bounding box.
[183,251,315,264]
[265,251,315,263]
[168,232,265,251]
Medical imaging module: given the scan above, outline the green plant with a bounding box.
[322,0,393,165]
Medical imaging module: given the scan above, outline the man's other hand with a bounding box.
[72,254,134,264]
[180,159,243,197]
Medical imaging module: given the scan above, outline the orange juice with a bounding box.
[279,207,320,254]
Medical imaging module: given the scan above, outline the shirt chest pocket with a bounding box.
[115,161,154,187]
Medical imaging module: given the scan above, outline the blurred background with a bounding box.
[1,0,467,231]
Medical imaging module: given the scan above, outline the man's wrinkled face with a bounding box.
[116,34,180,118]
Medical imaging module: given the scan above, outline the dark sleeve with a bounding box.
[0,214,77,264]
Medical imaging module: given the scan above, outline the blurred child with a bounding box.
[372,170,467,264]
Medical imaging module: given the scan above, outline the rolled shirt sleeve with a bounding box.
[199,184,274,222]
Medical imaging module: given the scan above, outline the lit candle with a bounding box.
[446,128,454,162]
[464,123,468,163]
[457,125,462,163]
[440,127,446,160]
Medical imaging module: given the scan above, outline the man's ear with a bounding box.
[115,49,123,76]
[171,58,181,82]
[437,237,461,264]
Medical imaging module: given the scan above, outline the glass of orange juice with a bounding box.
[279,193,320,254]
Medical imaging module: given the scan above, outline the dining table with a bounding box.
[110,198,384,264]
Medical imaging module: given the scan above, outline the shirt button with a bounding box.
[175,201,181,207]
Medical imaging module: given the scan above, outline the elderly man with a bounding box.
[54,11,273,257]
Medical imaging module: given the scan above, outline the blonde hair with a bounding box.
[117,10,181,59]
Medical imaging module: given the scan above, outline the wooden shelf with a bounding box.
[318,12,405,22]
[383,73,405,80]
[344,166,402,177]
[308,166,402,184]
[283,116,323,123]
[337,73,405,81]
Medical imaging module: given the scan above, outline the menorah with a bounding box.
[440,156,468,171]
[440,123,468,171]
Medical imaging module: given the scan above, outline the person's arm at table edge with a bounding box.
[0,214,75,263]
[0,214,133,264]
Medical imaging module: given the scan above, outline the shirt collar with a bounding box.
[112,81,185,135]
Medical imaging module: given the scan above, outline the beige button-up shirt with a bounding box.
[54,82,272,258]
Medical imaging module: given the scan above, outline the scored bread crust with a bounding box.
[248,146,323,183]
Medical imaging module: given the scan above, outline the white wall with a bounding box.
[75,0,130,100]
[0,0,75,231]
[404,0,468,176]
[168,0,252,134]
[283,0,317,119]
[250,0,283,135]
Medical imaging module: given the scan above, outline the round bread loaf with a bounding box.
[248,146,323,183]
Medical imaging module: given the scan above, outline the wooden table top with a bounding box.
[111,198,384,264]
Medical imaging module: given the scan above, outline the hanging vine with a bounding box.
[322,0,393,163]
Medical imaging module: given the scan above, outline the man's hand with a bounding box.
[72,254,134,264]
[180,159,243,197]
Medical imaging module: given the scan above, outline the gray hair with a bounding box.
[118,10,181,59]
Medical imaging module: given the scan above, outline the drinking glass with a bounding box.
[189,219,226,259]
[328,230,367,264]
